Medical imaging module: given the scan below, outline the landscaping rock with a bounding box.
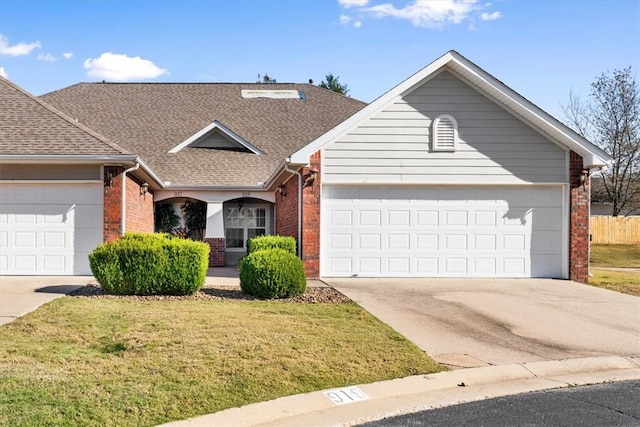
[69,284,352,304]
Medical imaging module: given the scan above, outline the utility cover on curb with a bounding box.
[323,387,370,405]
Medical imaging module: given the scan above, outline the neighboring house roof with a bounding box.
[0,76,129,157]
[290,50,612,168]
[41,83,366,187]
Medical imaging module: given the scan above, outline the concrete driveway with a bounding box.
[327,278,640,369]
[0,276,94,325]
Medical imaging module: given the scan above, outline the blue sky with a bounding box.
[0,0,638,119]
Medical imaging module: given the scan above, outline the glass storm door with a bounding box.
[225,206,268,250]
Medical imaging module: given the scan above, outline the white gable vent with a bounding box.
[432,114,458,152]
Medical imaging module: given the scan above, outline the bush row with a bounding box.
[240,235,306,299]
[89,233,209,296]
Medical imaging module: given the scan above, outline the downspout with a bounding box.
[284,158,303,258]
[121,162,140,236]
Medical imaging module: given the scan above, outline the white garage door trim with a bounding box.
[321,185,567,278]
[0,182,103,275]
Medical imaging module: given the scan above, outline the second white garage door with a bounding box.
[321,186,565,278]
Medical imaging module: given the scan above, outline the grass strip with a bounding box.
[0,297,441,426]
[589,268,640,297]
[590,244,640,268]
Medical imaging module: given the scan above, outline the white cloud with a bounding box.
[83,52,168,81]
[367,0,480,28]
[480,11,501,21]
[63,52,73,59]
[0,67,7,78]
[340,14,352,24]
[339,0,369,8]
[0,34,41,56]
[353,20,363,28]
[38,52,57,62]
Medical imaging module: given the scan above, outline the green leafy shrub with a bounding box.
[240,249,306,299]
[246,235,297,255]
[89,233,209,295]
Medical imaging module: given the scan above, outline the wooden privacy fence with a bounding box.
[590,216,640,244]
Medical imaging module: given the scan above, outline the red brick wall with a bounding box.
[204,238,225,267]
[125,175,154,233]
[301,151,321,278]
[569,150,590,283]
[103,166,154,242]
[103,166,123,242]
[275,174,299,242]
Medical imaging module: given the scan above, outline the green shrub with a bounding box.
[240,249,306,299]
[246,235,297,255]
[88,233,209,295]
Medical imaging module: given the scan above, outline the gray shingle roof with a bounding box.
[0,77,128,156]
[40,83,366,186]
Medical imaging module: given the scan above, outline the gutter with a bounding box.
[0,154,164,189]
[121,162,140,236]
[284,158,303,258]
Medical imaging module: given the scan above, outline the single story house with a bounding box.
[1,51,610,283]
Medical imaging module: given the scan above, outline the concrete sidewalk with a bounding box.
[159,356,640,427]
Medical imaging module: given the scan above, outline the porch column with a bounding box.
[204,202,225,267]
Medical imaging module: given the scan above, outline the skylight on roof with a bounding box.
[241,90,302,99]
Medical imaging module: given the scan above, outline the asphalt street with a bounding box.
[361,380,640,427]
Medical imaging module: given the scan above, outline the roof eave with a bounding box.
[0,154,165,188]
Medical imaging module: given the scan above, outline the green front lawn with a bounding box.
[589,269,640,297]
[0,297,441,426]
[590,244,640,268]
[589,244,640,296]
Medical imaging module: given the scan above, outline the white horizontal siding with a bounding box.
[323,70,567,185]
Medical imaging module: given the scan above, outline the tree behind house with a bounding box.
[563,67,640,216]
[319,73,349,96]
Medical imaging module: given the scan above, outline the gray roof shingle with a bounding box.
[40,82,366,186]
[0,77,128,156]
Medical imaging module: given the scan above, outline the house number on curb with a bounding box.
[323,387,369,405]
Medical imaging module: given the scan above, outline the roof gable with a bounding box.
[0,76,129,156]
[40,82,366,186]
[168,120,263,154]
[290,51,611,168]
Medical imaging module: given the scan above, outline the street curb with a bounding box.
[158,356,640,427]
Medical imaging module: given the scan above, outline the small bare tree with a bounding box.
[563,67,640,216]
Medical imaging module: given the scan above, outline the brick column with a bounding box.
[103,166,123,242]
[569,150,590,283]
[275,175,300,243]
[301,151,321,278]
[204,238,225,267]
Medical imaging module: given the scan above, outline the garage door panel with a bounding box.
[360,258,381,274]
[417,210,439,226]
[474,258,497,275]
[322,186,564,278]
[0,183,102,275]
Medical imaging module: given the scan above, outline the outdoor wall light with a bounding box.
[579,169,589,185]
[140,182,150,196]
[303,168,318,188]
[277,183,287,197]
[103,168,119,187]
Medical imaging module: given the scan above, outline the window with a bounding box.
[432,114,458,152]
[224,205,268,250]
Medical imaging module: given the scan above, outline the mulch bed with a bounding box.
[69,284,352,304]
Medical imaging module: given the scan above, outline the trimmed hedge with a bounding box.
[239,249,306,299]
[88,233,209,295]
[246,235,297,255]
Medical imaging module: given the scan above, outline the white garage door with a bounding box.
[322,186,565,278]
[0,183,103,275]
